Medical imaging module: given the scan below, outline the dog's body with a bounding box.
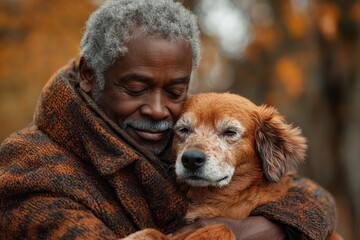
[124,93,342,240]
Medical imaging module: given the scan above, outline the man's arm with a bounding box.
[250,176,337,240]
[0,193,119,239]
[174,216,287,240]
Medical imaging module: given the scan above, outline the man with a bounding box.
[0,0,337,239]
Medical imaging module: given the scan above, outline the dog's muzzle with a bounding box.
[181,149,206,171]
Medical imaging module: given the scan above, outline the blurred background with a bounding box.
[0,0,359,239]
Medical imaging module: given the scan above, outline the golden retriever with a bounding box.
[124,93,342,240]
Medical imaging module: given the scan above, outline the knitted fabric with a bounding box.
[251,176,337,240]
[0,60,188,239]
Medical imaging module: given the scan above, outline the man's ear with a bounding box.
[254,105,307,182]
[79,57,96,93]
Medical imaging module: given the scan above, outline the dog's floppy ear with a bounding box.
[254,105,307,182]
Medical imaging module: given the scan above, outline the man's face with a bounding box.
[93,33,193,155]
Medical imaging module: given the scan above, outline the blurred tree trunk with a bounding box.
[316,0,358,238]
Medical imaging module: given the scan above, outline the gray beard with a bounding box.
[122,118,174,156]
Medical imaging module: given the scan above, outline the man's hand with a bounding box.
[174,216,286,240]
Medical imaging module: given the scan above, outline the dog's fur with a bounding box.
[123,93,342,240]
[173,92,306,222]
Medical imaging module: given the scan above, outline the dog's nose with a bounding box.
[181,149,206,171]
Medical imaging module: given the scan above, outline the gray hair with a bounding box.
[80,0,201,99]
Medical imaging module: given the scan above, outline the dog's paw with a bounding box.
[183,224,235,240]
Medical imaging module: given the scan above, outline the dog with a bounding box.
[124,92,342,240]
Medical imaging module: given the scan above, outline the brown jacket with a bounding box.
[0,60,337,239]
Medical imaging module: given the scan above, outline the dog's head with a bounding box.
[173,93,307,187]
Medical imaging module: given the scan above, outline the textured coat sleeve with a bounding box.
[250,176,337,240]
[0,135,123,240]
[0,193,118,240]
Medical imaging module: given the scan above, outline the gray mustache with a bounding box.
[123,119,173,131]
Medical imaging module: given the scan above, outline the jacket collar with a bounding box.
[34,60,170,177]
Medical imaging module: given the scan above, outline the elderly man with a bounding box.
[0,0,337,239]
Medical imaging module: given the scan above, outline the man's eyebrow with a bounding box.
[119,73,190,84]
[172,76,191,84]
[120,73,153,83]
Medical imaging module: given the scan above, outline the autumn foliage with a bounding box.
[0,0,96,138]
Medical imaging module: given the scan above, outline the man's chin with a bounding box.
[128,133,171,156]
[149,147,165,156]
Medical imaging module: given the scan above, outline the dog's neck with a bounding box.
[184,171,292,221]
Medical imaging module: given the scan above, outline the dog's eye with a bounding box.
[177,127,192,135]
[222,129,238,137]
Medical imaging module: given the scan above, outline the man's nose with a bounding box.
[140,92,170,120]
